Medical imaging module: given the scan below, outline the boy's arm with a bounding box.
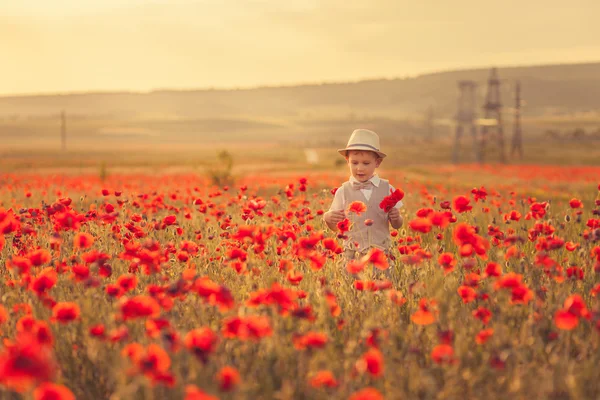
[323,188,345,231]
[324,210,345,231]
[388,183,404,229]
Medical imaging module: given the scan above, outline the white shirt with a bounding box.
[329,175,404,212]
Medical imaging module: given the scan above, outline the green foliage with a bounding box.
[206,149,235,186]
[99,161,108,182]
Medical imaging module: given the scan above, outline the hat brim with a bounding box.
[337,147,386,159]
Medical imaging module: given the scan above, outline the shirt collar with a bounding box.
[349,174,380,187]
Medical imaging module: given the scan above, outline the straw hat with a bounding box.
[337,129,387,158]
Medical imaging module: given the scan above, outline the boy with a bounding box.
[323,129,403,262]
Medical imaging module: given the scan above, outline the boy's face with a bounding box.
[346,150,381,182]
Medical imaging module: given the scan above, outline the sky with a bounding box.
[2,0,599,95]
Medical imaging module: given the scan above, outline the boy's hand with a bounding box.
[324,210,346,226]
[388,207,403,229]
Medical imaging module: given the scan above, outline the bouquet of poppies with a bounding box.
[379,188,404,213]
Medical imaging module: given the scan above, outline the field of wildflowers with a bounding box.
[1,165,600,399]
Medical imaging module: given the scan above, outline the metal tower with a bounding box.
[478,68,505,163]
[452,80,478,163]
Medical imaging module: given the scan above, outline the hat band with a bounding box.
[346,143,380,151]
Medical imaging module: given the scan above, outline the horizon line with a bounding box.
[2,59,599,99]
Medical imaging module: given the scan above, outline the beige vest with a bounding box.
[341,179,391,252]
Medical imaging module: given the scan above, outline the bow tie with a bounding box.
[352,180,374,190]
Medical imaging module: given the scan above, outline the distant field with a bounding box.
[1,113,599,175]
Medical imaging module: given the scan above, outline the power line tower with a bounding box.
[510,81,523,159]
[452,80,478,163]
[61,110,67,151]
[478,68,505,163]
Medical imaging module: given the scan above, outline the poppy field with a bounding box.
[1,164,600,400]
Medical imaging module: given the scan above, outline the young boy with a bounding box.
[323,129,404,262]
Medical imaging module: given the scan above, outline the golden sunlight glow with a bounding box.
[2,0,599,95]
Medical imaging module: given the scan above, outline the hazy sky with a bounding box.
[2,0,599,95]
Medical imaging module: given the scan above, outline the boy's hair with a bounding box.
[344,149,382,160]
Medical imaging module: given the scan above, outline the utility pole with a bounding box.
[510,81,523,159]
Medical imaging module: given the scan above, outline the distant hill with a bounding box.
[1,62,600,153]
[1,62,600,120]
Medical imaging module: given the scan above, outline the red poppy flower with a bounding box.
[73,232,95,249]
[216,366,240,391]
[475,328,494,345]
[117,274,138,292]
[565,242,579,252]
[494,272,523,290]
[162,215,177,226]
[349,388,383,400]
[453,223,489,259]
[388,290,407,306]
[33,322,54,347]
[504,210,521,222]
[430,211,452,228]
[452,195,472,213]
[357,348,384,377]
[431,344,456,364]
[510,284,534,305]
[28,249,51,267]
[472,306,492,325]
[529,202,548,219]
[33,382,75,400]
[184,385,219,400]
[292,331,328,350]
[457,286,476,304]
[555,310,579,330]
[360,248,389,270]
[89,324,106,338]
[137,344,171,377]
[409,218,432,233]
[569,198,583,209]
[222,316,272,341]
[29,268,58,297]
[0,305,7,326]
[471,186,488,202]
[484,262,502,278]
[286,269,303,285]
[348,201,367,215]
[566,267,584,280]
[184,327,218,362]
[309,370,339,388]
[337,218,350,233]
[51,302,80,324]
[411,298,437,325]
[437,252,456,274]
[120,296,161,320]
[379,188,404,213]
[416,208,433,218]
[0,334,56,392]
[322,238,340,252]
[346,259,366,274]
